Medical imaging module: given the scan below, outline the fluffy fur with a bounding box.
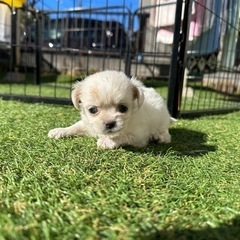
[48,70,175,149]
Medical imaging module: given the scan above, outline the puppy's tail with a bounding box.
[170,117,177,124]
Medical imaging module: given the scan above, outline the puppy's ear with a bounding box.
[132,85,144,108]
[71,82,82,109]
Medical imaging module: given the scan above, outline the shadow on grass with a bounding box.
[169,128,217,156]
[143,79,169,88]
[138,215,240,240]
[189,84,240,102]
[125,128,217,157]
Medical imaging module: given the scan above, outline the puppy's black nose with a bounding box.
[105,121,116,130]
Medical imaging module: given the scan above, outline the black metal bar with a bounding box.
[167,0,192,118]
[35,12,41,85]
[176,0,193,112]
[180,108,240,119]
[0,94,72,105]
[11,8,17,72]
[124,13,133,76]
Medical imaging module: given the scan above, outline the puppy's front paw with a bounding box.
[97,138,118,149]
[48,128,66,139]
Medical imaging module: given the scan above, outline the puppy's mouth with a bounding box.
[105,129,121,135]
[102,120,123,135]
[104,126,122,135]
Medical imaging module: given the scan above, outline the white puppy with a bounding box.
[48,70,175,149]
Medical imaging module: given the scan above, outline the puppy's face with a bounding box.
[72,71,143,136]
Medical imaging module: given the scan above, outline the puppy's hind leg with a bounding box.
[48,121,87,139]
[150,130,172,144]
[159,130,171,143]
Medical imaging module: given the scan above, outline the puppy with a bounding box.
[48,70,175,149]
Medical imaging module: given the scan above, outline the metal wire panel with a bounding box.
[0,0,239,117]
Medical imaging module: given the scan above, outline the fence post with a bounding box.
[167,0,192,118]
[35,11,41,85]
[125,13,134,76]
[10,8,17,73]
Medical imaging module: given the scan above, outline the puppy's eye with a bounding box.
[118,104,128,113]
[89,106,98,114]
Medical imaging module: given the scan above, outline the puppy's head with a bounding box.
[71,70,144,136]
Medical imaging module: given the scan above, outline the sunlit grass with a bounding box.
[0,99,240,239]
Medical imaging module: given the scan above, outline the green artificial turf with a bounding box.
[0,99,240,240]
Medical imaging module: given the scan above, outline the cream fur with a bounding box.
[48,70,175,149]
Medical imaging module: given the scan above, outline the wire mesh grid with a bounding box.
[180,0,240,116]
[0,0,239,116]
